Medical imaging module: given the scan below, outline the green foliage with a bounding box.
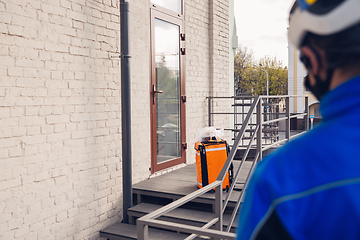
[234,46,288,96]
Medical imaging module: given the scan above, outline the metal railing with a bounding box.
[137,95,309,240]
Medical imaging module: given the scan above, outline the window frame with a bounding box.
[150,0,184,19]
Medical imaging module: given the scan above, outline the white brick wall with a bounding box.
[128,0,151,185]
[0,0,231,239]
[185,0,230,164]
[0,0,122,239]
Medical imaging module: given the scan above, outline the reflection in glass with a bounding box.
[155,18,181,163]
[151,0,182,14]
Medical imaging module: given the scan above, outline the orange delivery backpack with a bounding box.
[195,139,233,190]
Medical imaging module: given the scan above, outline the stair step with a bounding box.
[100,161,253,238]
[100,222,197,240]
[133,162,252,209]
[128,203,237,231]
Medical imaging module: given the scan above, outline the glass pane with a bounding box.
[155,18,181,164]
[151,0,182,14]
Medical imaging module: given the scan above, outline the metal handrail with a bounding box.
[184,217,219,240]
[222,124,259,213]
[216,96,260,183]
[137,95,309,240]
[225,125,259,231]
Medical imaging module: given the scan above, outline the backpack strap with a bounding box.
[199,143,209,187]
[226,141,234,187]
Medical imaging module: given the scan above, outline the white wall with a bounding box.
[0,0,231,239]
[184,0,230,164]
[129,0,151,185]
[0,1,122,239]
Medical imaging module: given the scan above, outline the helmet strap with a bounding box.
[304,68,334,100]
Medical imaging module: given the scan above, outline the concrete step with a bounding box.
[128,203,237,232]
[132,163,250,210]
[100,162,250,239]
[100,222,197,240]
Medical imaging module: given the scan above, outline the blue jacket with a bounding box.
[236,76,360,240]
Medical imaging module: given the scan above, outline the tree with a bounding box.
[234,46,288,96]
[234,46,255,95]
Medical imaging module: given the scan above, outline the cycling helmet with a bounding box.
[288,0,360,100]
[289,0,360,49]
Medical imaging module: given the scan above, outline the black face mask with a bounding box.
[304,69,333,100]
[300,51,334,101]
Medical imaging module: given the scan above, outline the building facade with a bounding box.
[288,40,320,129]
[0,0,236,239]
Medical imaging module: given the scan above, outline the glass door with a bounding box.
[150,10,186,173]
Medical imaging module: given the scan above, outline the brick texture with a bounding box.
[0,0,231,239]
[0,0,122,239]
[185,0,231,164]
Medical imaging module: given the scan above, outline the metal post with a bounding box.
[265,70,269,123]
[137,222,148,240]
[233,97,236,141]
[120,0,132,224]
[256,97,263,161]
[208,97,212,126]
[305,96,309,131]
[242,97,244,146]
[286,97,290,141]
[214,184,223,235]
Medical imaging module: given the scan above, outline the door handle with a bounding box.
[152,84,163,104]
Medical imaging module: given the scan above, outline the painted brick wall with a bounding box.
[0,0,123,239]
[128,0,151,185]
[184,0,212,164]
[0,0,231,239]
[185,0,230,164]
[211,0,231,142]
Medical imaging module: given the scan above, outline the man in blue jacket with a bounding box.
[237,0,360,239]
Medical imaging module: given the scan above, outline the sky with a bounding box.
[234,0,293,67]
